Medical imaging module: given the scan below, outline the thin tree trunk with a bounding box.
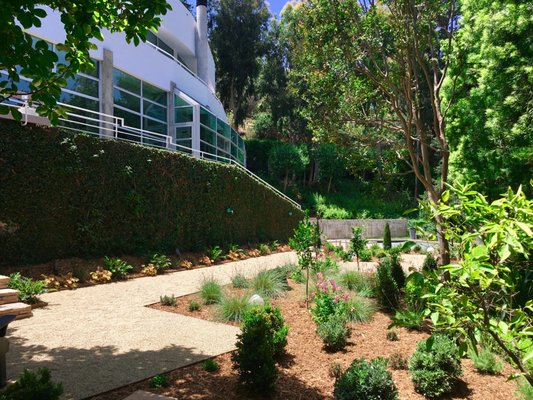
[283,170,289,192]
[327,176,332,193]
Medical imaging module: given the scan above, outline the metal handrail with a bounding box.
[3,98,302,210]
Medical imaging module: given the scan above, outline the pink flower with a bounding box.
[317,272,324,281]
[333,295,340,303]
[311,291,316,299]
[343,293,350,301]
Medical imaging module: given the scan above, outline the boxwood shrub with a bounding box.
[0,121,303,265]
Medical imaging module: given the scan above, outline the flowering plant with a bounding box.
[311,273,350,324]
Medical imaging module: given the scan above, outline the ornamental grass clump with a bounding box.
[232,305,288,392]
[334,358,399,400]
[217,294,251,322]
[199,277,223,305]
[469,347,503,374]
[251,269,288,299]
[409,335,462,398]
[345,296,376,323]
[338,270,375,297]
[231,272,249,288]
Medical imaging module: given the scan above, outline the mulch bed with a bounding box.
[91,280,518,400]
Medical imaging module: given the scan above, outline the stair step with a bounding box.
[0,276,9,289]
[0,289,19,305]
[0,302,32,320]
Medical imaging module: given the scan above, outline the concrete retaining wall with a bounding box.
[313,219,408,239]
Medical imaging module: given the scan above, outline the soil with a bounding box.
[91,280,518,400]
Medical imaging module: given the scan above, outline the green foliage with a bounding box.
[211,0,270,127]
[188,300,201,312]
[202,359,220,373]
[422,253,437,272]
[516,378,533,400]
[383,223,392,250]
[409,335,463,398]
[358,249,372,262]
[445,0,533,198]
[469,348,502,375]
[0,0,171,122]
[200,277,223,305]
[149,254,172,272]
[349,227,368,267]
[159,294,176,307]
[386,330,399,342]
[232,305,288,392]
[404,272,427,311]
[217,294,251,322]
[148,374,168,389]
[345,297,376,323]
[387,254,405,289]
[231,273,249,289]
[244,139,278,175]
[316,314,350,352]
[388,353,408,370]
[2,368,63,400]
[252,112,276,138]
[250,269,288,299]
[312,275,350,325]
[390,309,425,331]
[7,273,45,304]
[103,257,133,279]
[268,143,309,191]
[375,259,400,311]
[422,184,533,384]
[258,243,271,255]
[333,245,353,262]
[0,122,302,265]
[207,246,224,262]
[334,358,399,400]
[339,271,375,298]
[312,256,339,275]
[315,144,347,192]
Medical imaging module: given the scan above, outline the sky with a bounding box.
[268,0,290,16]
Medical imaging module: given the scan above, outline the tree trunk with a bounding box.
[283,169,289,192]
[327,176,332,193]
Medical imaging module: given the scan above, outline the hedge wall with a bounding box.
[0,121,303,266]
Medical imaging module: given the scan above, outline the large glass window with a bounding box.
[113,68,168,147]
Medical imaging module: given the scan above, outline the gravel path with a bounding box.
[6,252,297,400]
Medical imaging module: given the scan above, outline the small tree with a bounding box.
[383,223,392,250]
[349,226,367,270]
[424,184,533,385]
[268,143,309,191]
[289,212,321,306]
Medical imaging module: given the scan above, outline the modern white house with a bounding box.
[3,0,246,166]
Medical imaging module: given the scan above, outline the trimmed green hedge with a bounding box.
[0,121,303,265]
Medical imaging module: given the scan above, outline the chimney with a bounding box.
[196,0,208,83]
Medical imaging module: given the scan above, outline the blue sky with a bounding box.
[268,0,290,15]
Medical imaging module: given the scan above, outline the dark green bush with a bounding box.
[0,121,302,266]
[376,259,400,311]
[7,273,45,304]
[202,359,220,372]
[160,294,176,306]
[409,335,463,398]
[387,254,405,289]
[232,305,288,392]
[334,358,399,400]
[103,256,133,279]
[383,223,392,250]
[422,253,438,272]
[1,368,63,400]
[317,314,350,352]
[148,374,168,388]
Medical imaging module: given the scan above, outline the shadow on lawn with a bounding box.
[6,327,208,400]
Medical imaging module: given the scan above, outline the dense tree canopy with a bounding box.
[0,0,171,122]
[445,0,533,198]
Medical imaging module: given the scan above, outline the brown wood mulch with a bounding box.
[91,281,518,400]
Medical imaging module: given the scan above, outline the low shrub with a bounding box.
[217,294,251,322]
[199,277,223,305]
[269,240,280,251]
[311,274,350,325]
[358,249,372,262]
[317,314,350,352]
[312,256,339,275]
[409,335,462,398]
[103,257,133,279]
[386,329,399,341]
[345,297,376,323]
[140,264,157,276]
[202,359,220,372]
[160,294,176,306]
[150,253,172,272]
[89,267,112,283]
[258,243,271,255]
[375,260,400,311]
[148,374,168,388]
[42,273,79,290]
[207,246,224,262]
[404,272,426,311]
[1,368,63,400]
[251,269,288,299]
[390,309,425,331]
[334,246,352,262]
[188,300,201,311]
[339,271,375,296]
[232,305,288,392]
[8,273,45,304]
[389,353,408,370]
[469,348,502,374]
[422,253,437,272]
[334,358,399,400]
[231,273,249,288]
